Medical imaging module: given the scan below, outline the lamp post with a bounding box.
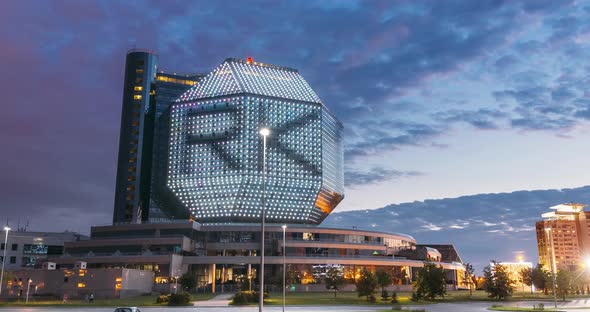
[0,226,10,296]
[25,278,32,303]
[174,275,179,294]
[545,228,557,308]
[282,224,287,312]
[259,127,270,312]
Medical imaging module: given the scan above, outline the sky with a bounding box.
[1,0,590,236]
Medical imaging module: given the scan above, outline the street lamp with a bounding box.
[545,228,557,308]
[282,224,287,312]
[26,278,32,303]
[0,226,11,296]
[259,127,270,312]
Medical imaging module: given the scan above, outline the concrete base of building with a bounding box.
[3,268,154,299]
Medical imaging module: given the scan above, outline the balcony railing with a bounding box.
[61,250,179,257]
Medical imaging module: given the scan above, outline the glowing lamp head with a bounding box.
[282,225,287,230]
[3,226,10,232]
[259,128,270,137]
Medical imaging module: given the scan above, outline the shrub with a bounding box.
[168,292,191,306]
[391,291,398,303]
[156,294,169,304]
[240,281,251,291]
[368,294,376,303]
[231,291,269,305]
[232,291,252,305]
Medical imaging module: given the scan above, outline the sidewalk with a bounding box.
[194,293,234,307]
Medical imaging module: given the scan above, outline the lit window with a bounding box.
[134,86,143,91]
[133,95,142,100]
[77,282,86,288]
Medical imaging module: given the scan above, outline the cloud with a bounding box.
[420,223,442,232]
[345,120,445,159]
[324,185,590,272]
[0,0,588,238]
[433,108,508,130]
[345,166,423,188]
[494,55,519,73]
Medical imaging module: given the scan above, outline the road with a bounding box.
[2,300,590,312]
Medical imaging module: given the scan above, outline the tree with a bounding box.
[376,269,392,299]
[355,268,378,301]
[519,267,533,294]
[325,266,345,298]
[555,267,573,300]
[179,272,197,291]
[413,262,446,300]
[483,261,514,300]
[531,264,550,294]
[570,268,588,295]
[286,265,299,285]
[463,263,475,297]
[3,271,16,284]
[391,266,408,285]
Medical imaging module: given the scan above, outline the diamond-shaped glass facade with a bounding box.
[167,58,343,224]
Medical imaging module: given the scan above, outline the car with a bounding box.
[114,308,141,312]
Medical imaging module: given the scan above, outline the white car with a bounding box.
[114,308,141,312]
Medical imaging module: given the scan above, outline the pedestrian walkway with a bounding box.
[193,293,234,307]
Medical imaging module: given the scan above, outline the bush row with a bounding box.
[231,290,269,305]
[155,292,191,305]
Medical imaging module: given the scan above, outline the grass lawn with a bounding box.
[0,293,215,307]
[261,290,582,306]
[264,291,414,306]
[264,290,479,305]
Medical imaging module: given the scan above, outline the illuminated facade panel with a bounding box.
[166,58,343,224]
[178,58,322,104]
